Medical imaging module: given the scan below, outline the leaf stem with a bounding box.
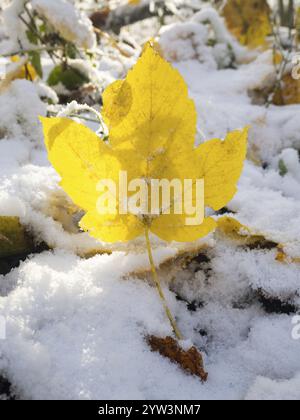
[145,227,183,341]
[1,47,62,57]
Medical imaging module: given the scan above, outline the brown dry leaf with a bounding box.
[90,7,111,29]
[273,74,300,105]
[147,335,208,382]
[223,0,271,48]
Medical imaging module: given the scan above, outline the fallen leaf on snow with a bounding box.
[147,335,208,382]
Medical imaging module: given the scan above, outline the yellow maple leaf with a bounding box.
[41,44,247,344]
[223,0,271,48]
[41,44,247,244]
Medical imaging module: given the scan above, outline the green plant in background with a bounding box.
[3,0,96,90]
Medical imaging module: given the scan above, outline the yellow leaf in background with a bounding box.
[128,0,141,5]
[218,216,300,264]
[41,44,247,243]
[273,74,300,105]
[11,56,37,81]
[218,216,249,236]
[0,216,32,258]
[223,0,271,48]
[217,216,265,244]
[297,7,300,43]
[0,56,37,92]
[276,246,300,264]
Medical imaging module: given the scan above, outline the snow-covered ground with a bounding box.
[0,0,299,400]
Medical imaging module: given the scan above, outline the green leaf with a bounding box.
[0,217,32,258]
[26,29,39,45]
[39,23,46,33]
[47,64,89,91]
[279,159,288,177]
[29,51,43,78]
[65,43,77,59]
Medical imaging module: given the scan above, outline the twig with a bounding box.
[266,10,295,107]
[91,1,172,34]
[18,13,59,63]
[49,104,108,139]
[145,227,183,341]
[1,47,61,57]
[94,27,132,57]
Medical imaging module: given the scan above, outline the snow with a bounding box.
[0,0,299,401]
[0,79,46,146]
[30,0,96,49]
[1,250,299,400]
[1,0,96,53]
[245,374,300,400]
[1,1,30,54]
[159,7,250,69]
